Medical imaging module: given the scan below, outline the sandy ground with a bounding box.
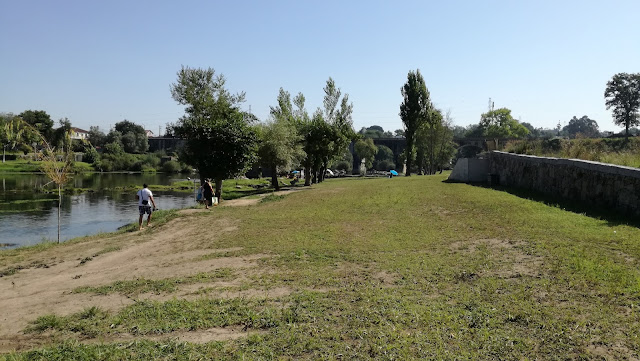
[0,189,299,353]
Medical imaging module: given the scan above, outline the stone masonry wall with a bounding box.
[489,151,640,215]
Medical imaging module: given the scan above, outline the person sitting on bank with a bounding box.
[136,183,156,230]
[203,179,214,209]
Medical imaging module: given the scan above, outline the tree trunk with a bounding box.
[2,145,5,163]
[271,166,279,191]
[57,185,61,244]
[304,165,311,186]
[626,122,630,141]
[405,134,413,176]
[214,178,223,203]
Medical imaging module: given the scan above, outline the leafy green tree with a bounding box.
[562,116,600,138]
[114,120,148,153]
[400,69,431,176]
[19,110,54,143]
[394,129,405,137]
[51,118,72,149]
[605,72,640,140]
[170,66,257,201]
[258,88,305,190]
[374,145,394,171]
[479,108,529,143]
[1,114,25,162]
[416,109,456,174]
[354,138,377,172]
[321,77,356,182]
[87,126,107,148]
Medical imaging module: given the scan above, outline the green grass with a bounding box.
[0,159,95,173]
[5,174,640,359]
[73,268,235,296]
[504,137,640,168]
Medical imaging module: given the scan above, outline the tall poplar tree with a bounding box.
[400,70,431,176]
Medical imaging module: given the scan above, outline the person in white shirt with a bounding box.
[136,183,157,230]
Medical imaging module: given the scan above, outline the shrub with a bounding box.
[162,160,181,173]
[375,159,396,171]
[83,148,100,164]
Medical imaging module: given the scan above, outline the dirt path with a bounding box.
[0,189,301,353]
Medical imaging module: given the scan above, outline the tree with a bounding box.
[479,108,529,143]
[416,109,456,174]
[354,138,377,172]
[170,66,257,201]
[605,73,640,140]
[87,126,107,148]
[400,69,431,176]
[257,88,305,190]
[374,145,394,171]
[114,120,148,153]
[1,114,23,162]
[562,116,600,138]
[19,110,54,143]
[51,118,72,149]
[40,129,74,244]
[321,77,355,182]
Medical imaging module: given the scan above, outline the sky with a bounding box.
[1,0,639,135]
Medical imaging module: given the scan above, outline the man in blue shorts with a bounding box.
[136,183,157,230]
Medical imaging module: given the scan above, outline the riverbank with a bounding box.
[2,174,640,359]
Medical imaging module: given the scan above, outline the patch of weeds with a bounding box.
[197,249,246,261]
[260,193,286,204]
[93,246,121,257]
[0,265,23,277]
[78,257,93,266]
[25,306,110,337]
[74,268,235,296]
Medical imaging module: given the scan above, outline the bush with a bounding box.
[334,160,352,172]
[375,159,396,171]
[83,148,100,164]
[162,160,181,173]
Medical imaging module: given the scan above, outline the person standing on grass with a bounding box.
[203,178,214,209]
[136,183,156,230]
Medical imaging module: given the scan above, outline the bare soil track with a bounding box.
[0,190,298,353]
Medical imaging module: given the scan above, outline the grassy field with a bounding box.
[0,159,94,173]
[2,174,640,360]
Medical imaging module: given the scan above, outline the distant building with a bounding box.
[70,127,89,140]
[145,129,154,138]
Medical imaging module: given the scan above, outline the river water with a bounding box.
[0,173,198,249]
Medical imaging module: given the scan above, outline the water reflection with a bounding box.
[0,173,196,249]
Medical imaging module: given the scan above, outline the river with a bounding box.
[0,173,198,249]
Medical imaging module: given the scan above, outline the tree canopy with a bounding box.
[257,88,305,190]
[354,138,377,171]
[19,110,54,143]
[479,108,529,139]
[170,66,257,200]
[400,69,431,176]
[562,116,600,138]
[605,72,640,139]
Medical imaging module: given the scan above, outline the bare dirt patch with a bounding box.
[449,238,544,278]
[0,211,273,353]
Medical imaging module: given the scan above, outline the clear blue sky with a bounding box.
[1,0,638,134]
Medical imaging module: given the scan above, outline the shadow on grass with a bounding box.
[445,179,640,228]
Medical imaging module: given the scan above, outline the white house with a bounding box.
[70,127,89,140]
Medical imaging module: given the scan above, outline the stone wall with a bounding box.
[489,151,640,215]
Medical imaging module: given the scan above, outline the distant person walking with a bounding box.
[136,183,156,230]
[203,179,214,209]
